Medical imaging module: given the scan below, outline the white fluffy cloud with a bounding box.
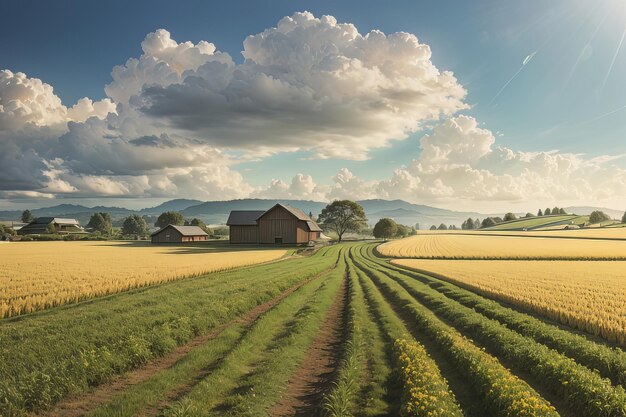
[2,12,626,210]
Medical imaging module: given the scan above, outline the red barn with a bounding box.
[227,203,322,245]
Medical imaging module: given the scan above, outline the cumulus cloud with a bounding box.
[2,12,626,209]
[133,12,467,159]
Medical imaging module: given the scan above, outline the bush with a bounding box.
[589,210,611,224]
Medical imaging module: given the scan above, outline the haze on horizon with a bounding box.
[2,0,626,213]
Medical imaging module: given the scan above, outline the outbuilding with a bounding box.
[227,203,322,245]
[150,224,209,243]
[18,217,84,235]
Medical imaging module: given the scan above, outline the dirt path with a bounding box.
[271,273,348,417]
[35,268,333,417]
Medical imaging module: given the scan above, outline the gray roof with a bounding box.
[227,210,266,226]
[261,204,311,221]
[306,221,323,232]
[151,224,208,237]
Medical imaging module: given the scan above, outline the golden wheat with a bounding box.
[0,241,287,318]
[392,259,626,345]
[378,234,626,259]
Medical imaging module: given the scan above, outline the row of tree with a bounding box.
[537,207,567,216]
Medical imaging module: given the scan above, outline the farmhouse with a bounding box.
[227,203,322,244]
[150,224,208,243]
[18,217,84,235]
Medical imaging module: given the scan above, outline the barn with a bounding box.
[19,217,84,235]
[150,224,208,243]
[227,203,322,245]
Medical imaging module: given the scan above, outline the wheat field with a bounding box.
[377,233,626,259]
[392,259,626,345]
[0,241,287,318]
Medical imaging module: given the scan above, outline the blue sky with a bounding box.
[1,0,626,211]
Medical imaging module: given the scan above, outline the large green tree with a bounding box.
[21,210,34,223]
[504,212,517,222]
[155,211,185,228]
[373,218,397,241]
[589,210,611,224]
[87,212,112,235]
[122,215,149,236]
[317,200,367,242]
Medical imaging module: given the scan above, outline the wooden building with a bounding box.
[151,224,208,243]
[18,217,84,235]
[227,203,322,245]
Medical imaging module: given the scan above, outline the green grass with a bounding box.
[162,250,346,417]
[483,214,586,230]
[0,245,340,416]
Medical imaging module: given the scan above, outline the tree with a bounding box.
[396,224,409,238]
[589,210,611,224]
[481,217,497,228]
[429,225,437,230]
[122,215,149,236]
[155,211,185,228]
[318,200,367,242]
[524,212,535,218]
[185,218,210,234]
[545,208,551,215]
[504,212,517,222]
[538,209,543,216]
[462,217,476,230]
[553,207,560,215]
[437,223,447,230]
[559,208,567,215]
[21,210,34,223]
[473,219,481,229]
[449,225,458,230]
[622,212,626,224]
[373,218,398,241]
[46,222,56,234]
[87,212,112,235]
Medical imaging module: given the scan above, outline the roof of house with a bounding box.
[227,210,266,226]
[19,217,82,234]
[306,221,323,232]
[259,203,311,222]
[151,224,208,237]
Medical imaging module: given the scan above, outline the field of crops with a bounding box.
[0,241,287,318]
[483,214,587,230]
[392,259,626,345]
[2,241,626,417]
[377,232,626,259]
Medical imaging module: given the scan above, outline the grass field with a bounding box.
[377,233,626,259]
[0,241,288,318]
[2,241,626,417]
[482,214,587,230]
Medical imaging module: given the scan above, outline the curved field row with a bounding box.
[378,233,626,259]
[392,259,626,346]
[0,241,288,318]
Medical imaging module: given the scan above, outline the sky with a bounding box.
[1,0,626,212]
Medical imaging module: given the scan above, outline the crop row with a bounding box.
[359,247,626,417]
[378,259,626,387]
[352,247,559,417]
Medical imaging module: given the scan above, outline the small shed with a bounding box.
[151,224,208,243]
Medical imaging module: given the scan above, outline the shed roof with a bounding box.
[306,221,323,232]
[227,210,266,226]
[151,224,208,237]
[258,204,311,221]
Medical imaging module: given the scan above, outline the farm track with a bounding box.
[271,270,348,417]
[35,265,335,417]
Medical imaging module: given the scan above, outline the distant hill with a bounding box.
[140,199,204,215]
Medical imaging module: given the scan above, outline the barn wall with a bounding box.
[258,206,298,244]
[151,226,182,243]
[229,225,259,244]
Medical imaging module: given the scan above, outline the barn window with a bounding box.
[275,237,283,244]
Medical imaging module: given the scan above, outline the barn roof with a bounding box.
[19,217,82,234]
[150,224,208,236]
[227,210,266,226]
[306,221,323,232]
